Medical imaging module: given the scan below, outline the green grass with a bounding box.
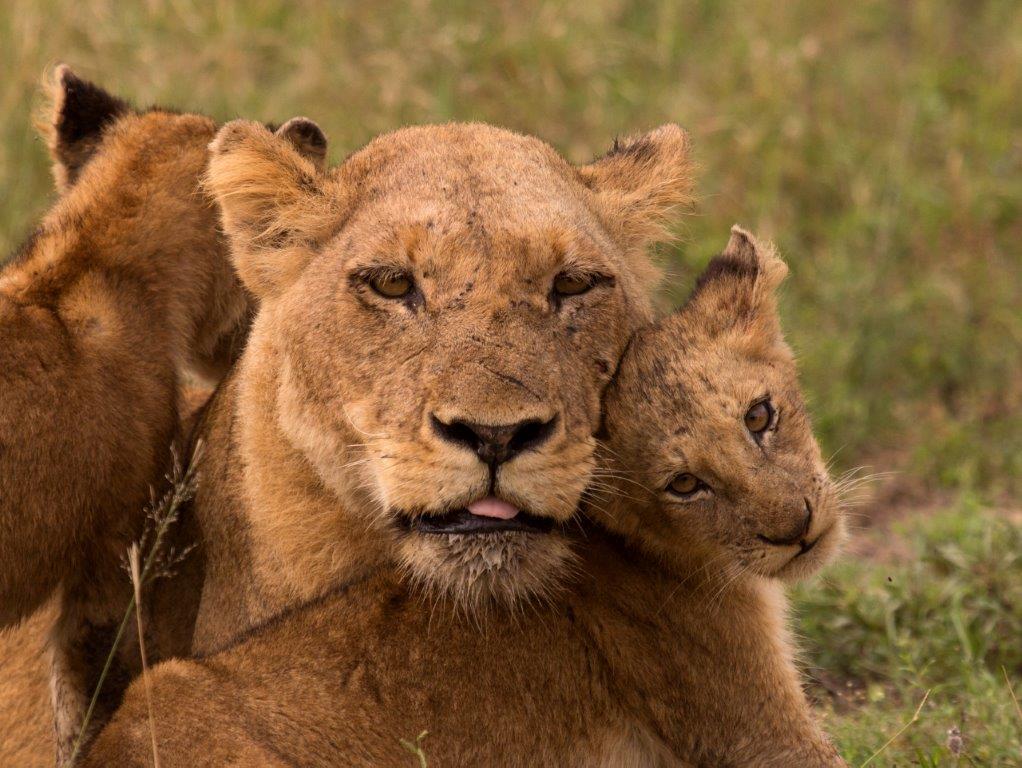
[1,2,1020,761]
[794,505,1022,764]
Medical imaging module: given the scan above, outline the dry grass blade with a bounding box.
[68,440,203,764]
[399,730,429,767]
[129,544,161,768]
[858,689,931,767]
[1003,666,1022,726]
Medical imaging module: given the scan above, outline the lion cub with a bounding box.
[591,225,847,765]
[81,228,844,767]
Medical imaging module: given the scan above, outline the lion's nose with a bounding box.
[757,498,813,547]
[430,414,558,466]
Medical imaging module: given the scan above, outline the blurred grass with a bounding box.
[794,505,1022,764]
[1,0,1020,498]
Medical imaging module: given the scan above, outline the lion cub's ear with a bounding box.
[579,124,694,251]
[205,119,343,299]
[38,65,131,192]
[681,225,789,346]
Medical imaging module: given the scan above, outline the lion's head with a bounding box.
[599,227,844,583]
[204,120,693,606]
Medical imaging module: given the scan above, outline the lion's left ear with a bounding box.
[680,225,789,345]
[578,124,694,252]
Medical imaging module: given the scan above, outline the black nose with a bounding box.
[758,498,813,547]
[431,415,558,466]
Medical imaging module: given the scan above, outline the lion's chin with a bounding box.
[396,529,576,611]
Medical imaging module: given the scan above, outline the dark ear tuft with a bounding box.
[679,225,788,341]
[603,133,658,164]
[688,225,782,303]
[691,253,758,297]
[275,117,328,171]
[42,65,131,190]
[577,123,694,251]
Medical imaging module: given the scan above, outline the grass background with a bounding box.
[1,0,1019,763]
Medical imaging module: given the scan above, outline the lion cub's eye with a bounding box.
[744,400,775,435]
[552,273,593,297]
[667,473,704,497]
[369,273,414,299]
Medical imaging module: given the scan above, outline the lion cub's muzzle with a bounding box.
[753,493,844,579]
[755,497,814,549]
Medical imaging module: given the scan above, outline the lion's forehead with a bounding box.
[342,122,570,182]
[613,342,814,473]
[336,125,600,229]
[351,189,603,246]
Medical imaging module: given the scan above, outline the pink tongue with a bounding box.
[467,496,520,520]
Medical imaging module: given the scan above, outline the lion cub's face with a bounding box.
[601,228,844,582]
[206,121,692,606]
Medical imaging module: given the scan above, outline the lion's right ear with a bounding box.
[205,120,343,299]
[274,117,329,171]
[38,65,131,191]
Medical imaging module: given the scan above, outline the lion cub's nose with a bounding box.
[431,415,557,466]
[758,498,814,547]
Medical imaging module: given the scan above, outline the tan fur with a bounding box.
[0,69,326,764]
[148,118,694,653]
[0,68,248,628]
[82,229,844,767]
[0,603,56,768]
[598,226,846,582]
[0,69,244,763]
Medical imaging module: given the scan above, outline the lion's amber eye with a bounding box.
[553,273,592,297]
[745,400,774,435]
[667,473,702,496]
[369,273,414,299]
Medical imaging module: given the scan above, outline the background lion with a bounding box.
[0,68,327,765]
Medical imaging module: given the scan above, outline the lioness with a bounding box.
[7,103,690,762]
[0,67,327,764]
[157,117,694,654]
[82,228,844,767]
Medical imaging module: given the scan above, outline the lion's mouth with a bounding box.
[392,495,577,606]
[402,505,555,535]
[768,522,838,578]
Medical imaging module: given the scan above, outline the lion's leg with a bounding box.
[49,582,143,767]
[0,604,57,768]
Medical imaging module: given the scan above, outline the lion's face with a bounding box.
[207,121,692,606]
[601,229,844,583]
